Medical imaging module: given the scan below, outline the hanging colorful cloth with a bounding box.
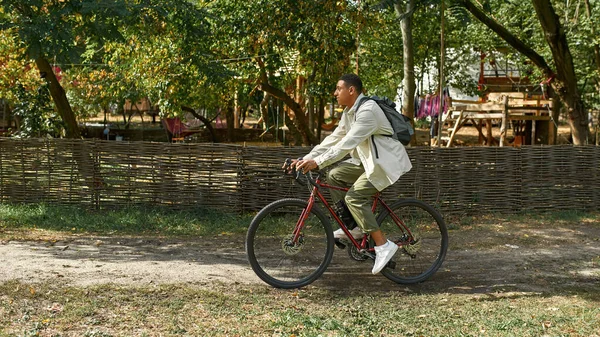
[413,91,421,118]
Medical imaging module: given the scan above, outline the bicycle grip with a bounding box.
[283,158,295,176]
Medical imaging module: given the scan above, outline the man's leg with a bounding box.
[327,163,365,204]
[327,163,367,239]
[329,165,391,242]
[343,173,380,235]
[345,174,398,274]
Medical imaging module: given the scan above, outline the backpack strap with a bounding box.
[352,96,372,124]
[357,96,394,138]
[357,96,385,158]
[356,96,372,110]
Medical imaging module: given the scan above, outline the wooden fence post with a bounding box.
[500,95,509,147]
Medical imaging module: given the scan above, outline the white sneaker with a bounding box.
[333,227,365,240]
[372,240,398,274]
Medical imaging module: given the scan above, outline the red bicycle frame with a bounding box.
[291,173,415,252]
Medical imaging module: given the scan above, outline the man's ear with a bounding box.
[348,86,355,95]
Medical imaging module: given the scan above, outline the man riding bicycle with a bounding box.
[292,73,413,274]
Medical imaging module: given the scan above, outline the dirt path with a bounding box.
[1,222,599,296]
[0,235,252,287]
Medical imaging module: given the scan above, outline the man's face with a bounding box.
[334,80,355,107]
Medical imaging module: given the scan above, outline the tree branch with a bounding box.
[258,81,319,145]
[181,106,218,142]
[256,58,318,145]
[460,0,554,78]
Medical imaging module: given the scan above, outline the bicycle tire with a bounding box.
[375,199,448,284]
[246,198,334,289]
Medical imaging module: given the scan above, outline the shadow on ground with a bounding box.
[1,221,598,300]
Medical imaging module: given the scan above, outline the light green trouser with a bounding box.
[327,162,380,233]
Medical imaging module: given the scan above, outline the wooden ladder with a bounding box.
[435,110,464,147]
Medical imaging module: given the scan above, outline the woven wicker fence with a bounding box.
[1,138,599,215]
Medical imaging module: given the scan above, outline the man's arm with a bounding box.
[302,116,347,161]
[311,101,379,169]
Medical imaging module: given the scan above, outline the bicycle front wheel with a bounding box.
[246,198,334,289]
[376,199,448,284]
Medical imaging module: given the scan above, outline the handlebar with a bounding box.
[283,158,321,187]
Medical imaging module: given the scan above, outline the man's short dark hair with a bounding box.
[339,73,363,93]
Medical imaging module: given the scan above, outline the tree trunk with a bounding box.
[284,111,303,146]
[395,0,416,145]
[259,81,319,145]
[307,65,318,134]
[234,90,240,129]
[317,97,325,141]
[1,101,12,129]
[181,106,219,142]
[225,105,235,142]
[260,92,270,130]
[308,96,314,133]
[584,0,600,103]
[461,0,589,144]
[551,89,562,144]
[257,58,318,145]
[532,0,588,144]
[34,56,80,138]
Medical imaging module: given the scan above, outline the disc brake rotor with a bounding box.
[402,233,422,256]
[281,235,304,255]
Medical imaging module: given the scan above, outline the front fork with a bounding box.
[290,194,317,244]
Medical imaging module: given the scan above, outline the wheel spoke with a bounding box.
[376,200,448,284]
[246,199,334,288]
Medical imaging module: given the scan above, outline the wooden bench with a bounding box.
[440,93,553,147]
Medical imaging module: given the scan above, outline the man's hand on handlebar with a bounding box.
[296,159,318,174]
[282,158,319,175]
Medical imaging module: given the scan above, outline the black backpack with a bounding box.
[357,96,414,146]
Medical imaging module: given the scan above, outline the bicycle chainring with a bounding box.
[281,234,304,255]
[347,244,369,261]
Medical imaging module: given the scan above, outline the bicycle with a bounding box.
[245,159,448,289]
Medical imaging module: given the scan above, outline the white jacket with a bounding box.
[303,94,412,191]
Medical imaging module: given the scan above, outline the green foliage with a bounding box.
[1,0,599,137]
[60,0,229,118]
[1,0,226,126]
[1,0,131,63]
[207,0,358,100]
[358,5,404,98]
[0,29,42,101]
[448,0,600,105]
[12,82,63,137]
[360,0,482,98]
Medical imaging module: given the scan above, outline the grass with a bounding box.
[3,203,597,239]
[0,281,598,336]
[0,203,253,237]
[1,203,599,336]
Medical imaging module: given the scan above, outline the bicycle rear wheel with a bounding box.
[246,198,334,289]
[376,199,448,284]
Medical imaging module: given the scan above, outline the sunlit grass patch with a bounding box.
[0,281,598,337]
[0,203,253,237]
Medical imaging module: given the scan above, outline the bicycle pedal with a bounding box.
[386,261,396,270]
[334,239,346,249]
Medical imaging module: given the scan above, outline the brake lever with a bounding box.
[282,158,294,175]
